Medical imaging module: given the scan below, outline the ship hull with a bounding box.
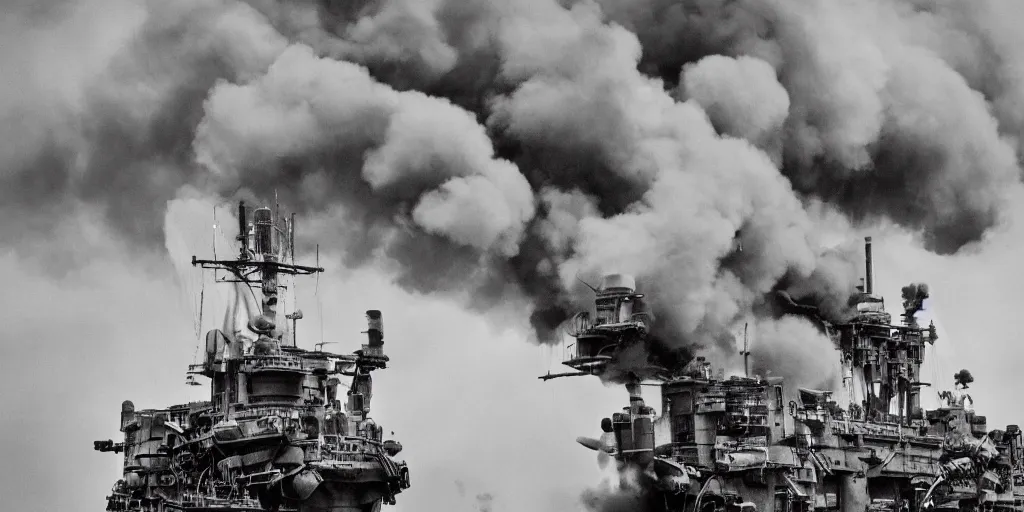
[297,463,389,512]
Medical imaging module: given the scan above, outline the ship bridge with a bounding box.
[541,273,660,381]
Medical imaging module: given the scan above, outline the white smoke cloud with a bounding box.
[195,44,535,256]
[749,315,842,395]
[681,54,790,161]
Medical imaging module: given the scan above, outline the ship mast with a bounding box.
[740,322,750,378]
[192,200,324,345]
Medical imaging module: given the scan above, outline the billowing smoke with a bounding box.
[955,369,975,389]
[596,0,1022,254]
[1,0,291,257]
[901,282,931,317]
[194,43,534,257]
[475,492,495,512]
[748,316,842,395]
[581,467,662,512]
[4,0,1024,413]
[681,55,790,162]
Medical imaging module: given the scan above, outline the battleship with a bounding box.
[93,201,411,512]
[541,237,1022,512]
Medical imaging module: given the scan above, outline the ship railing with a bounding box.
[322,451,370,463]
[324,434,368,444]
[177,493,266,509]
[588,318,649,333]
[852,413,904,427]
[726,394,766,405]
[321,442,371,462]
[232,404,319,420]
[301,357,335,373]
[247,354,304,371]
[233,468,282,483]
[721,419,770,429]
[320,435,388,462]
[793,409,829,426]
[672,448,700,466]
[716,436,769,450]
[361,345,385,357]
[695,395,727,413]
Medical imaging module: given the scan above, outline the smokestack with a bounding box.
[237,200,248,260]
[865,236,873,295]
[366,310,383,347]
[120,400,135,431]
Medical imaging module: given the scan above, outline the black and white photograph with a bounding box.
[3,1,1024,512]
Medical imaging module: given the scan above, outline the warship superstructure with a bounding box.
[542,238,1022,512]
[94,201,411,512]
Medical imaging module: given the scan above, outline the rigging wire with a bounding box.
[190,206,216,367]
[919,299,950,409]
[166,218,202,343]
[191,288,203,364]
[315,244,324,345]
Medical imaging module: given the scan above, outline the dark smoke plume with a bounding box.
[955,369,975,389]
[581,469,664,512]
[594,0,1022,254]
[4,0,1023,396]
[901,282,931,317]
[1,0,288,260]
